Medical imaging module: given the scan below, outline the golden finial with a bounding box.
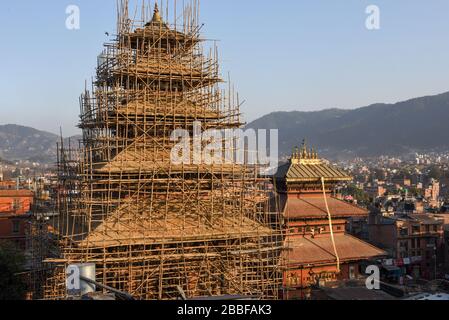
[291,146,300,164]
[151,2,162,23]
[302,140,309,159]
[294,141,322,165]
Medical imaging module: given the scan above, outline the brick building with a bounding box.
[0,189,33,248]
[368,211,445,280]
[424,179,440,208]
[274,142,385,299]
[0,180,18,190]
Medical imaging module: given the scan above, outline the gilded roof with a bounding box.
[274,140,352,182]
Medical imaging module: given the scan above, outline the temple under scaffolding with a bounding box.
[30,0,282,300]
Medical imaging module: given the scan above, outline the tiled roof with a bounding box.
[283,234,386,266]
[0,190,33,197]
[278,194,368,219]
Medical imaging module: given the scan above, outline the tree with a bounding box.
[428,165,442,180]
[407,187,423,198]
[0,241,27,300]
[341,184,370,204]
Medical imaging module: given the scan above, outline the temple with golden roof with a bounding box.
[274,141,386,299]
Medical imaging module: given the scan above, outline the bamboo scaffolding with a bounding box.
[30,0,283,300]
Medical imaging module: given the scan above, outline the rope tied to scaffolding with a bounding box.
[320,177,341,274]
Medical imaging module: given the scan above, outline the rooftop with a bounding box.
[283,234,386,267]
[320,286,396,300]
[383,213,444,225]
[278,194,368,219]
[274,140,352,183]
[405,292,449,301]
[0,189,33,197]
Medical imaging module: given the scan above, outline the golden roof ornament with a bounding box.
[301,139,308,159]
[151,3,163,24]
[290,140,323,165]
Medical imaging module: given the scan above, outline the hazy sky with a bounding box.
[1,0,449,136]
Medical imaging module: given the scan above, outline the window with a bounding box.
[13,199,21,211]
[12,220,20,234]
[349,266,356,280]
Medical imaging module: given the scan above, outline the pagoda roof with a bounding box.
[274,140,352,183]
[70,200,272,248]
[274,162,351,182]
[276,194,368,220]
[283,234,386,267]
[126,3,201,50]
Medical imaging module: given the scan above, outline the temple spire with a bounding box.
[151,3,162,23]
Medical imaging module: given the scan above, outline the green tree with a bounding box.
[407,187,423,198]
[341,184,370,204]
[0,241,27,300]
[428,165,442,180]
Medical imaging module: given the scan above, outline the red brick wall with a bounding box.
[283,263,361,300]
[0,217,29,249]
[0,195,33,214]
[0,181,17,190]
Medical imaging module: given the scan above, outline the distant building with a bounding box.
[274,142,385,300]
[436,213,449,277]
[424,179,440,207]
[0,180,18,190]
[368,212,444,280]
[392,177,411,188]
[0,189,33,249]
[365,185,387,198]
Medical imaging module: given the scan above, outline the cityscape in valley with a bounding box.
[1,0,449,302]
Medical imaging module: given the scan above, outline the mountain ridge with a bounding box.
[2,91,449,163]
[246,91,449,158]
[0,124,81,164]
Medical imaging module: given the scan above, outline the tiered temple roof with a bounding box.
[275,141,385,273]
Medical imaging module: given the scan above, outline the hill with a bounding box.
[0,124,80,164]
[246,91,449,158]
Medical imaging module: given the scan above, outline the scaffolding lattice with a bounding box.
[33,0,283,300]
